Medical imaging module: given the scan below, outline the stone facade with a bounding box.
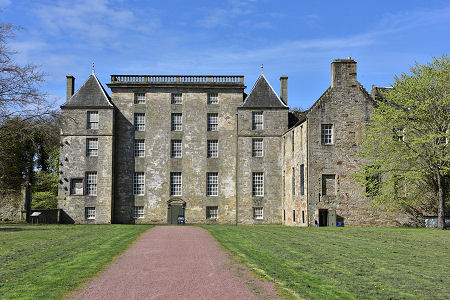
[282,59,411,227]
[58,59,413,226]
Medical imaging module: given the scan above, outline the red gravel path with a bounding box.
[70,226,279,300]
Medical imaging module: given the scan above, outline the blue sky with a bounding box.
[2,0,449,109]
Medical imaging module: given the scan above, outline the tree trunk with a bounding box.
[437,172,446,230]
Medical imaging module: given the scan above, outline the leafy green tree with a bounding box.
[358,55,449,229]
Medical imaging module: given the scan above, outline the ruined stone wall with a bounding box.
[58,108,114,224]
[237,108,288,224]
[111,87,243,224]
[282,121,308,226]
[0,189,22,222]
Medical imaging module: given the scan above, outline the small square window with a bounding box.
[87,111,99,130]
[172,93,182,104]
[207,93,218,104]
[134,113,145,131]
[134,139,145,157]
[206,172,218,196]
[86,138,98,157]
[70,179,83,195]
[206,206,218,219]
[171,140,182,158]
[207,113,218,131]
[252,112,263,130]
[134,172,145,195]
[85,207,95,220]
[207,140,218,158]
[171,113,182,131]
[321,124,333,144]
[252,139,263,157]
[133,206,144,219]
[253,207,263,220]
[86,172,97,196]
[134,93,145,104]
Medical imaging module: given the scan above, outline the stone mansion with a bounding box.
[58,58,409,226]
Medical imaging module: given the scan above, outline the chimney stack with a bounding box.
[331,57,357,88]
[280,75,288,105]
[66,75,75,101]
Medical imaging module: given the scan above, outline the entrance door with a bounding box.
[327,210,336,227]
[319,209,328,226]
[168,205,184,224]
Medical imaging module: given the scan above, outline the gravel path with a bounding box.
[70,226,279,300]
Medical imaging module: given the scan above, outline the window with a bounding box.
[134,93,145,104]
[322,174,336,196]
[252,112,263,130]
[85,207,95,220]
[206,172,218,196]
[252,172,264,196]
[292,167,295,196]
[302,210,305,223]
[252,139,263,157]
[253,207,263,220]
[134,113,145,131]
[292,131,295,152]
[133,206,144,219]
[207,140,218,158]
[207,93,218,104]
[87,111,99,129]
[170,172,182,196]
[207,113,218,131]
[171,140,182,158]
[293,210,296,222]
[300,164,305,195]
[134,172,145,195]
[134,139,145,157]
[86,138,98,157]
[206,206,218,219]
[364,166,380,197]
[321,124,333,144]
[86,172,97,196]
[171,113,182,131]
[171,93,182,104]
[284,209,286,221]
[70,179,83,195]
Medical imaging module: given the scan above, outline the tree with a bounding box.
[358,55,449,229]
[0,22,55,126]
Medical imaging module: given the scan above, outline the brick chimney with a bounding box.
[280,75,288,105]
[331,57,357,88]
[66,75,75,100]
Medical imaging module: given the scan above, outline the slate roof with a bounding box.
[61,73,113,108]
[241,74,288,108]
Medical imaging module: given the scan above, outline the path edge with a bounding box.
[63,225,155,300]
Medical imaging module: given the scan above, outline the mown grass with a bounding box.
[0,224,152,299]
[203,226,450,299]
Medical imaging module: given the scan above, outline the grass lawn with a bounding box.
[203,226,450,299]
[0,224,152,299]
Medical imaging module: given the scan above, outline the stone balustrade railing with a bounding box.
[110,75,244,84]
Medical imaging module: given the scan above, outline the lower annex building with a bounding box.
[58,58,410,226]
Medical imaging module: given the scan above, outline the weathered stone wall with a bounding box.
[58,108,114,224]
[237,108,287,224]
[282,121,308,226]
[111,87,243,224]
[306,59,411,227]
[0,189,22,222]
